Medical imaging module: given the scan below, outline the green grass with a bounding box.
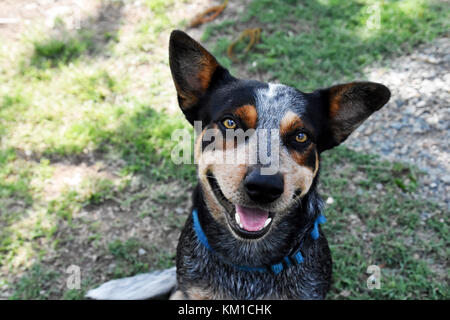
[31,34,93,69]
[62,285,90,300]
[320,146,448,299]
[203,0,449,91]
[108,238,150,278]
[0,0,193,298]
[104,106,195,180]
[10,264,59,300]
[1,0,448,300]
[199,1,449,298]
[0,148,33,202]
[0,0,193,180]
[108,238,175,279]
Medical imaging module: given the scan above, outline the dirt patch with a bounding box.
[40,162,118,202]
[46,179,193,298]
[0,175,194,299]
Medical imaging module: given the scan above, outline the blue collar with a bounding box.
[192,209,326,275]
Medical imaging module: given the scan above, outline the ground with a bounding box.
[0,0,448,300]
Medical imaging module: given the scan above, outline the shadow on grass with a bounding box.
[97,106,196,182]
[29,1,124,69]
[4,104,195,183]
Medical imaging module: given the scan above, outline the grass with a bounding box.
[198,0,449,298]
[108,238,150,278]
[31,33,93,69]
[104,106,195,180]
[108,238,176,278]
[10,264,59,300]
[1,0,448,299]
[320,146,448,299]
[203,0,449,91]
[0,148,33,203]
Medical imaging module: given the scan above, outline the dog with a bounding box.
[168,30,390,300]
[86,30,390,300]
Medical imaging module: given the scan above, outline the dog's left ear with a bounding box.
[315,82,390,151]
[169,30,232,124]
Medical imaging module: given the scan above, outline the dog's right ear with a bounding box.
[169,30,232,124]
[314,81,391,151]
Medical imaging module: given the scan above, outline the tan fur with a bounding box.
[289,143,314,169]
[194,110,319,236]
[328,83,359,141]
[198,50,219,91]
[280,111,303,137]
[169,290,185,300]
[234,104,258,129]
[278,149,314,203]
[185,287,215,300]
[328,83,355,118]
[195,125,248,224]
[313,149,319,176]
[175,46,219,110]
[176,84,199,109]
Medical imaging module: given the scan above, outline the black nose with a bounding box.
[244,168,284,204]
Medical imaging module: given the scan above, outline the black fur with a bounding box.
[169,30,390,300]
[176,182,332,299]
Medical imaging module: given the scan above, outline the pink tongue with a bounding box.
[236,205,269,232]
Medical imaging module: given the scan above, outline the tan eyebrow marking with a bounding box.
[234,104,257,129]
[280,111,318,172]
[280,111,303,137]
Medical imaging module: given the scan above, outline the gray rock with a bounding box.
[86,267,177,300]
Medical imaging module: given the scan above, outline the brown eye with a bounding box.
[295,132,308,143]
[223,118,237,129]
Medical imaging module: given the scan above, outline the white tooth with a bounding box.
[235,213,240,225]
[239,223,244,229]
[264,218,272,228]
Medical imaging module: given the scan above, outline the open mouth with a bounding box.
[206,173,274,239]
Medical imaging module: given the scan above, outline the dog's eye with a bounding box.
[222,118,237,129]
[295,132,308,143]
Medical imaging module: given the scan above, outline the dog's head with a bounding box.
[169,30,390,241]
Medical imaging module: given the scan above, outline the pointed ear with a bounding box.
[169,30,231,124]
[317,82,391,151]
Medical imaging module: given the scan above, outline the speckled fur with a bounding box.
[176,184,332,300]
[169,30,390,300]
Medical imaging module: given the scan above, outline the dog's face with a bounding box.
[169,30,390,241]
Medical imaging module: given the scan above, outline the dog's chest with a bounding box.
[178,241,332,300]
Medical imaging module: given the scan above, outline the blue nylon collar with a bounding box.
[192,209,326,275]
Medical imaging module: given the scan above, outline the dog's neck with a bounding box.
[192,183,324,267]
